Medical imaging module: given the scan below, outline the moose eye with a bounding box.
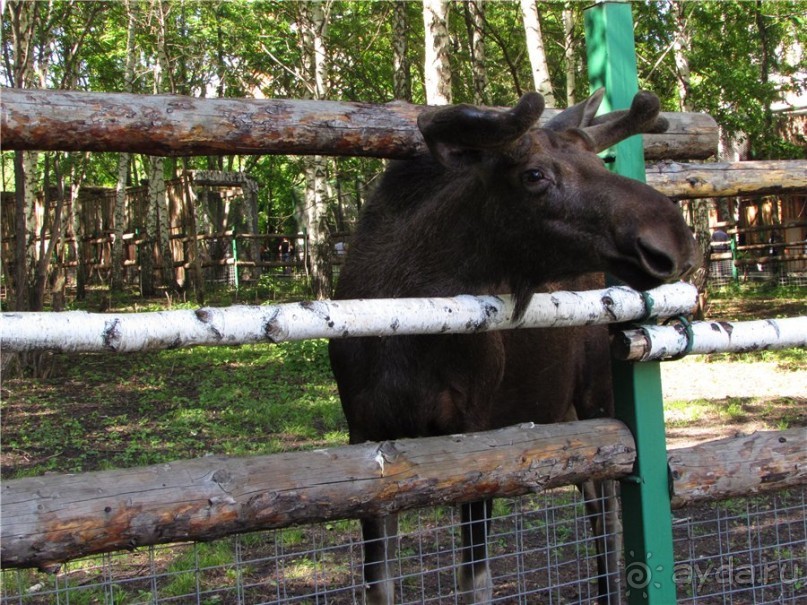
[523,169,545,183]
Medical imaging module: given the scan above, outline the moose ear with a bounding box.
[418,93,545,169]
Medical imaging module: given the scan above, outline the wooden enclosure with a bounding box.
[2,88,806,605]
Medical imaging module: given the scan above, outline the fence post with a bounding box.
[584,3,678,604]
[231,230,240,289]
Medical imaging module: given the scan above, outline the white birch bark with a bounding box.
[422,0,452,105]
[392,0,411,100]
[562,4,576,105]
[299,0,333,298]
[467,0,488,105]
[1,283,698,353]
[615,316,807,362]
[520,0,555,105]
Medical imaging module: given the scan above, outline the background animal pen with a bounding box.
[2,171,806,296]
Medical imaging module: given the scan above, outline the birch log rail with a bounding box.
[612,316,807,361]
[0,283,698,354]
[0,88,717,160]
[3,422,803,572]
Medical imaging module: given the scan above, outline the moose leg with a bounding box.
[580,479,623,605]
[361,515,399,605]
[459,499,493,604]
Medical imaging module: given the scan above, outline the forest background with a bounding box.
[2,0,806,311]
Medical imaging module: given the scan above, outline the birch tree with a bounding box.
[298,0,334,299]
[464,0,488,105]
[151,0,177,291]
[562,3,576,105]
[422,0,452,105]
[392,0,411,101]
[520,0,555,105]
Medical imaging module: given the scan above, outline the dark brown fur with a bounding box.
[328,91,699,604]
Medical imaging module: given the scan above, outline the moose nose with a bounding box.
[635,236,680,280]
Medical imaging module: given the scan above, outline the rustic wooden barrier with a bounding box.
[2,280,805,571]
[613,316,807,361]
[0,283,697,353]
[646,160,807,199]
[1,88,717,161]
[3,419,802,572]
[2,88,805,586]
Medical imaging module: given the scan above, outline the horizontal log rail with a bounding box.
[668,428,807,508]
[0,283,697,354]
[2,421,802,571]
[646,160,807,199]
[612,316,807,361]
[1,88,717,161]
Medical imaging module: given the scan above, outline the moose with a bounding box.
[328,89,699,604]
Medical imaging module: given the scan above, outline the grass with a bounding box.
[1,338,347,479]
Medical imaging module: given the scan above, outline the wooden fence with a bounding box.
[2,282,805,571]
[2,87,806,605]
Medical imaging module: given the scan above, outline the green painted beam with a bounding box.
[584,2,678,604]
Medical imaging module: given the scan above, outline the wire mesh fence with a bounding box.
[3,485,805,604]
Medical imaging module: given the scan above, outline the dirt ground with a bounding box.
[662,356,806,448]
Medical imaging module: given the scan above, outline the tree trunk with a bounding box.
[111,153,130,292]
[298,1,333,298]
[12,152,28,311]
[182,166,206,304]
[22,151,39,310]
[392,0,411,101]
[520,0,555,104]
[303,155,332,298]
[465,0,488,106]
[422,0,452,105]
[32,157,66,313]
[672,1,692,113]
[111,3,137,293]
[146,156,174,291]
[563,4,576,105]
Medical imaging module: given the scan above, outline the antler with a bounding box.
[544,88,605,131]
[545,89,668,151]
[579,91,668,152]
[418,93,545,167]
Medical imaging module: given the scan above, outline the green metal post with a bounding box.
[584,3,678,604]
[730,236,739,283]
[231,231,240,289]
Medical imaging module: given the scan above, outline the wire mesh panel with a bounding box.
[672,487,806,604]
[1,486,615,605]
[3,485,804,604]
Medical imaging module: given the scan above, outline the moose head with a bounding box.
[414,88,699,316]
